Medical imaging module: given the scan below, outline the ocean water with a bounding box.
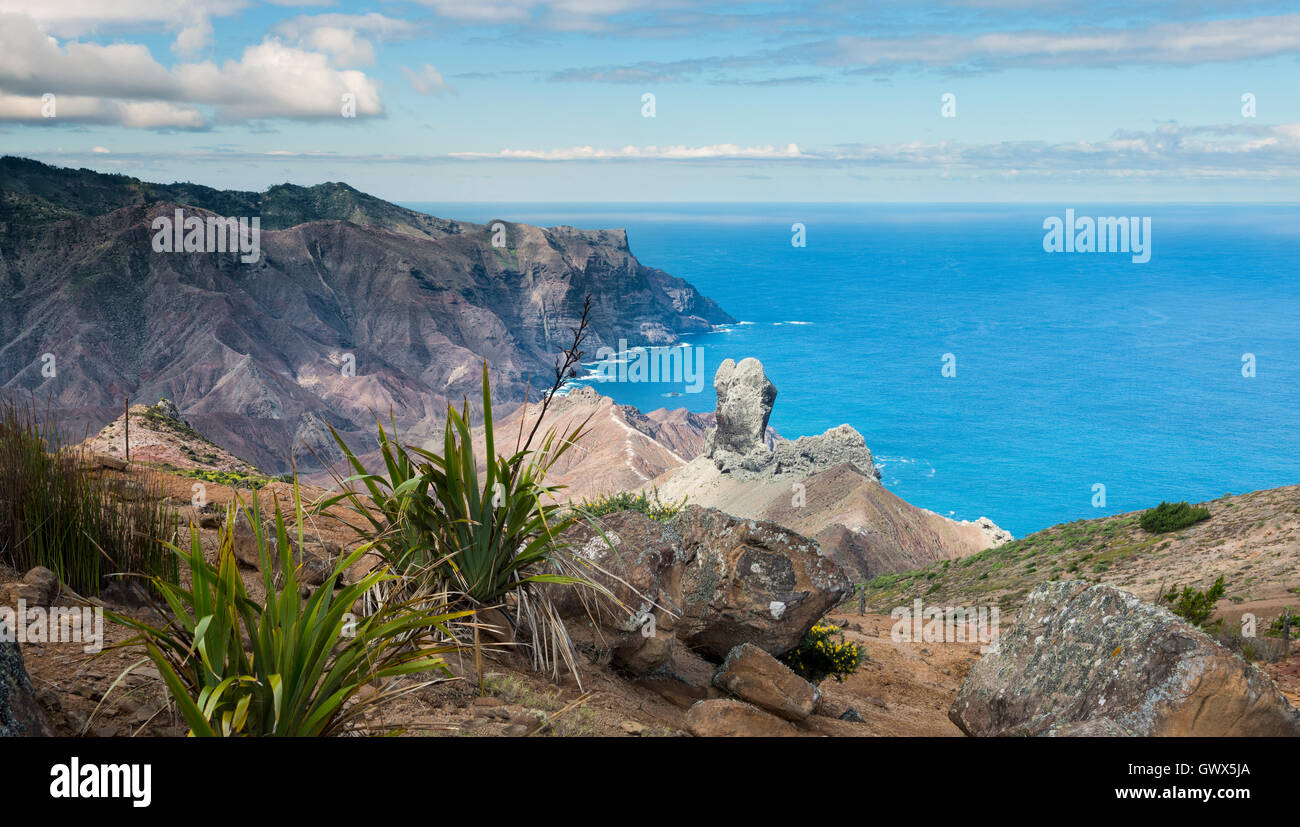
[406,202,1300,537]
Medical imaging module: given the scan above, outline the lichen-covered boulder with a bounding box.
[676,506,852,659]
[950,581,1300,737]
[0,638,54,737]
[554,510,686,673]
[557,506,851,668]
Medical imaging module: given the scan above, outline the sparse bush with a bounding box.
[1160,575,1226,627]
[1140,500,1210,533]
[574,487,685,522]
[780,621,864,684]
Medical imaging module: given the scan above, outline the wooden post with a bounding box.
[124,396,130,462]
[857,587,866,615]
[1283,610,1292,663]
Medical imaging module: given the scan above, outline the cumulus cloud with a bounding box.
[0,13,384,128]
[0,0,247,36]
[271,13,422,67]
[0,93,206,128]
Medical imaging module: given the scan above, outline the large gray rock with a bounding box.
[676,505,852,659]
[772,424,879,481]
[702,358,879,482]
[705,357,776,457]
[555,510,686,674]
[558,506,851,667]
[950,581,1300,737]
[0,637,54,736]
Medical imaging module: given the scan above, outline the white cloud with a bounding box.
[0,0,247,37]
[450,143,807,160]
[24,123,1300,181]
[0,13,384,127]
[822,14,1300,71]
[271,13,421,67]
[0,93,207,128]
[403,64,454,96]
[173,17,214,59]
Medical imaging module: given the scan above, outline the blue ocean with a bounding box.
[406,203,1300,537]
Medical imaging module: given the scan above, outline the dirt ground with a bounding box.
[6,461,1296,737]
[6,574,980,738]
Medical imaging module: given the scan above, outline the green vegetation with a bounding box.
[179,468,271,490]
[0,397,177,595]
[855,513,1154,613]
[1264,608,1296,638]
[139,402,215,447]
[323,303,619,681]
[324,363,614,680]
[573,487,686,522]
[1160,575,1226,627]
[1140,500,1211,533]
[109,485,469,736]
[780,621,864,684]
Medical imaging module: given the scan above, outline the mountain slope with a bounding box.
[858,486,1300,626]
[0,158,732,472]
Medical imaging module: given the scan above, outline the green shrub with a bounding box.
[573,487,685,522]
[0,397,177,595]
[779,621,864,684]
[179,468,269,490]
[1160,575,1226,627]
[110,485,469,736]
[322,363,618,681]
[1263,608,1296,638]
[1140,500,1210,533]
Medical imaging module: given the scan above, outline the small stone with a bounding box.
[839,707,865,723]
[620,720,647,735]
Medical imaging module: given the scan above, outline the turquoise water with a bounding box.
[406,203,1300,537]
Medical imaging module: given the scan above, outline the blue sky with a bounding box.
[1,1,1298,201]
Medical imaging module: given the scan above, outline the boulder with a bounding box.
[950,581,1300,737]
[0,638,54,736]
[713,643,819,721]
[634,647,722,708]
[554,510,686,674]
[676,506,852,658]
[685,698,800,737]
[703,357,776,457]
[0,567,60,609]
[223,509,262,569]
[557,506,849,668]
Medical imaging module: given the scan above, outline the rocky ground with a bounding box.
[0,454,987,737]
